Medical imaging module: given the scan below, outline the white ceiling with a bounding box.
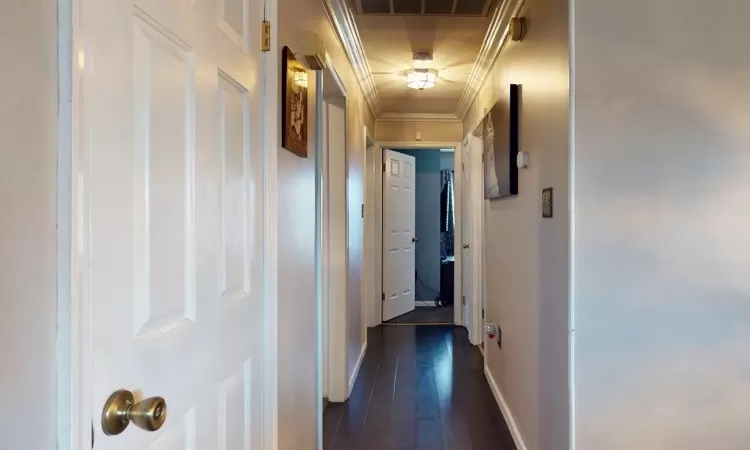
[354,13,491,115]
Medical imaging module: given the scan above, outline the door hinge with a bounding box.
[361,203,364,218]
[482,308,485,319]
[462,295,466,306]
[261,21,271,52]
[381,292,385,301]
[382,162,386,172]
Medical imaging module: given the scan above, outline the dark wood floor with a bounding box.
[323,325,516,450]
[386,306,454,324]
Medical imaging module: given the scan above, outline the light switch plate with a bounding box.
[542,187,553,218]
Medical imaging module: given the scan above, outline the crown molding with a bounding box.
[377,113,462,123]
[455,0,527,120]
[322,0,381,117]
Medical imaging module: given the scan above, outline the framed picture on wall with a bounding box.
[474,84,520,199]
[281,46,308,158]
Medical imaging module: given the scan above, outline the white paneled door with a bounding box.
[85,0,267,448]
[461,139,473,338]
[382,150,416,321]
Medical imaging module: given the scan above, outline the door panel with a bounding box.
[321,101,329,399]
[87,0,265,448]
[382,150,416,321]
[462,141,473,337]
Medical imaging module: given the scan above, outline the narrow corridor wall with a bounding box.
[277,0,374,447]
[375,120,463,143]
[572,0,750,448]
[0,1,59,447]
[462,0,570,448]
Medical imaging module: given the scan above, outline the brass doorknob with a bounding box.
[101,389,167,436]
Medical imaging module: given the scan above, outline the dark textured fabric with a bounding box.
[440,169,455,258]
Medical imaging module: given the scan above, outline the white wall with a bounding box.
[325,97,364,393]
[325,99,348,401]
[346,111,365,383]
[375,120,463,142]
[572,0,750,448]
[462,0,570,448]
[277,0,372,447]
[365,142,383,328]
[396,149,442,303]
[0,1,59,448]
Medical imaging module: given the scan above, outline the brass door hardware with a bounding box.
[101,389,167,436]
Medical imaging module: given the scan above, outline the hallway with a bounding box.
[323,326,515,450]
[385,305,455,325]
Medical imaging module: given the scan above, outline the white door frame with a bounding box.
[362,125,376,334]
[316,51,350,422]
[463,133,486,346]
[56,1,280,448]
[367,140,464,327]
[315,62,326,450]
[362,127,377,329]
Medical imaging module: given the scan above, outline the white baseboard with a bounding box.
[485,366,528,450]
[348,342,368,396]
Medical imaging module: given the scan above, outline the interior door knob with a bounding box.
[412,237,419,243]
[101,389,167,436]
[463,244,469,249]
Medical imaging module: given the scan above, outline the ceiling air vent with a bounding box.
[356,0,494,16]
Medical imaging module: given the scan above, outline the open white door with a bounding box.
[83,0,269,447]
[461,140,473,336]
[382,149,416,321]
[464,133,485,345]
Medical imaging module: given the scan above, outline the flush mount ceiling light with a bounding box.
[406,69,438,90]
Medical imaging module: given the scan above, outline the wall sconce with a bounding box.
[293,70,308,88]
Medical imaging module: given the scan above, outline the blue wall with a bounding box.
[440,150,455,171]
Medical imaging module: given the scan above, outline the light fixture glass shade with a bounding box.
[294,71,308,88]
[406,69,438,90]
